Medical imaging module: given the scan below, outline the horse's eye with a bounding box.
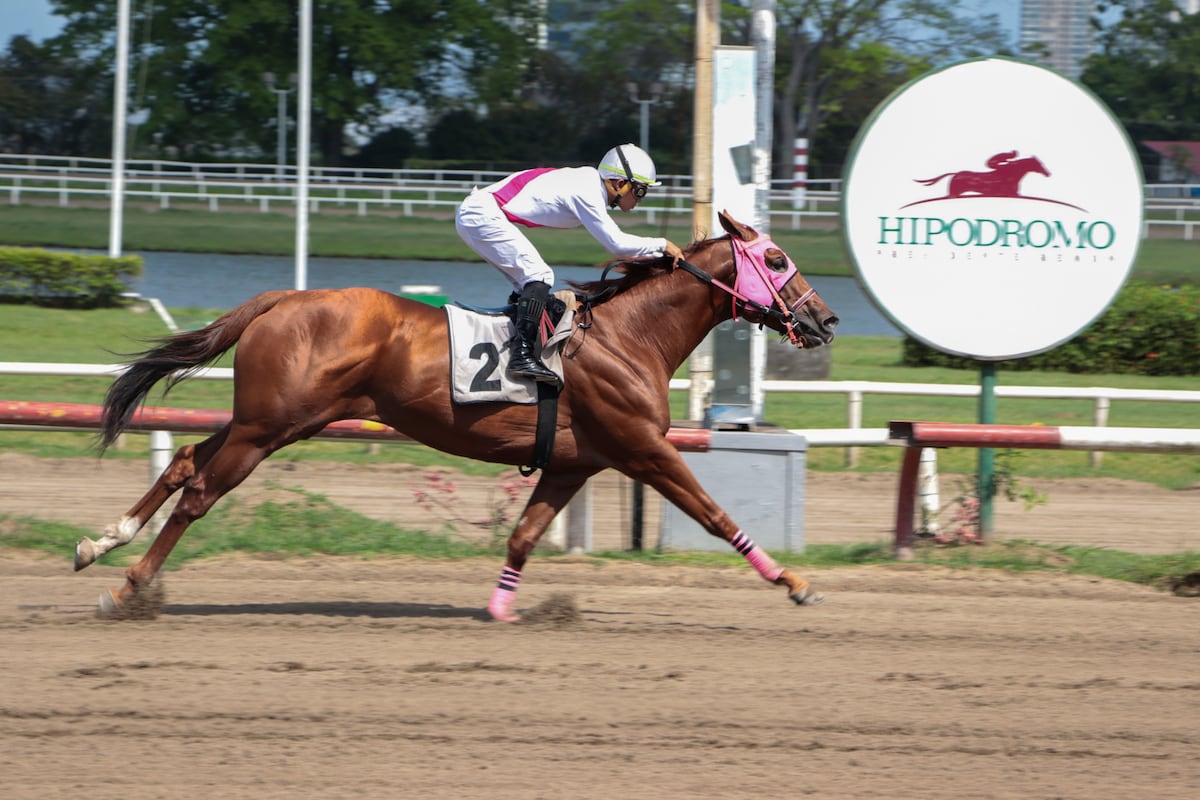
[766,250,788,273]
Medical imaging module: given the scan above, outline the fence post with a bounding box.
[846,389,863,467]
[566,481,593,554]
[1091,396,1110,468]
[148,430,173,535]
[918,447,940,534]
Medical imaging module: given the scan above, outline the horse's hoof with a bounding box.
[96,589,121,618]
[790,588,825,607]
[74,537,98,571]
[488,609,522,623]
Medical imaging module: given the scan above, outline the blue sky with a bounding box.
[2,0,65,43]
[2,0,1023,48]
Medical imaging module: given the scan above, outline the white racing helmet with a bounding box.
[598,143,660,186]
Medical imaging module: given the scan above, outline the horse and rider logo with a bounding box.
[903,150,1085,211]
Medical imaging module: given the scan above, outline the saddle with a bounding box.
[445,290,577,475]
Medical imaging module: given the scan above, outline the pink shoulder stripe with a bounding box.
[491,168,557,228]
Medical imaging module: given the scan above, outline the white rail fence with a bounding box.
[3,154,1197,236]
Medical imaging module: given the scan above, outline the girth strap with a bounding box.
[520,382,559,477]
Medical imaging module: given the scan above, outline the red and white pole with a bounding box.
[791,137,808,210]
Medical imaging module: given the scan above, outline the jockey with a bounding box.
[455,143,684,382]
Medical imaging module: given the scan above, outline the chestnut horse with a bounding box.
[78,211,839,621]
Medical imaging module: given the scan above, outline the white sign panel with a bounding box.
[843,58,1143,360]
[712,46,757,235]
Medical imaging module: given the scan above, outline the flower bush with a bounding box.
[412,470,538,545]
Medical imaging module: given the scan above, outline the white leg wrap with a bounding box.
[76,516,145,570]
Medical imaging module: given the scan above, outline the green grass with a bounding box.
[2,204,1197,284]
[3,490,1196,592]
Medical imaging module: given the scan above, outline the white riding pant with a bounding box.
[455,189,555,292]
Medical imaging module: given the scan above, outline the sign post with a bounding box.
[842,57,1143,537]
[707,45,762,426]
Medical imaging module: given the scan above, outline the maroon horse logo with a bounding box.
[904,151,1084,211]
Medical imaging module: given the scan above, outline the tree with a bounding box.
[45,0,542,164]
[0,35,111,155]
[1082,0,1200,145]
[767,0,1010,177]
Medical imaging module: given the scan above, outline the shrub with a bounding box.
[0,247,143,308]
[903,281,1200,375]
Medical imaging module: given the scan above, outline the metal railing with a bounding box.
[5,361,1198,467]
[5,154,1195,236]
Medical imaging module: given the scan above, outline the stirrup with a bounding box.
[508,358,558,382]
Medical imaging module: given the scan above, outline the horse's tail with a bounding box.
[98,290,295,452]
[914,172,954,187]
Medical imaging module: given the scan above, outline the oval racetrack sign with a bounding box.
[842,57,1143,360]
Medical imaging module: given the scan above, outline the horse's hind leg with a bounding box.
[98,434,271,615]
[75,430,229,571]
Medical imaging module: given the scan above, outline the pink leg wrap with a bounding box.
[730,531,784,582]
[488,566,522,622]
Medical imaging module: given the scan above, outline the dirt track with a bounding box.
[2,555,1198,799]
[1,454,1199,798]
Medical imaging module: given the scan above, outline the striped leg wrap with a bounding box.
[488,566,522,621]
[730,530,784,582]
[496,566,522,592]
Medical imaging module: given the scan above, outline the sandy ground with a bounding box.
[1,454,1198,798]
[1,555,1197,800]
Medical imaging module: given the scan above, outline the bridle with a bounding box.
[674,237,817,347]
[574,234,817,348]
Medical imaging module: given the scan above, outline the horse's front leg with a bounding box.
[488,470,592,622]
[625,444,823,607]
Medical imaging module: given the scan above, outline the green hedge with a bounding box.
[903,281,1200,376]
[0,247,143,308]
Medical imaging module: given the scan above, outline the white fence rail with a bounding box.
[2,154,1196,236]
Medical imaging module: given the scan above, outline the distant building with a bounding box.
[1143,141,1200,184]
[1019,0,1096,79]
[1021,1,1199,78]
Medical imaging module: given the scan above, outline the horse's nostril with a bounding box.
[825,316,840,329]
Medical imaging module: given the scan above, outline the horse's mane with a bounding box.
[568,235,727,305]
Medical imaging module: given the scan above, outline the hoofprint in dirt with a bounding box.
[0,555,1196,800]
[3,452,1198,555]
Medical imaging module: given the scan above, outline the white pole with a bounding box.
[108,0,132,258]
[751,0,775,233]
[917,447,940,535]
[294,0,312,290]
[750,0,776,423]
[148,430,174,535]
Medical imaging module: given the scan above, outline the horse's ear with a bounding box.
[718,210,759,241]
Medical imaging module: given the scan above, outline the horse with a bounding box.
[913,153,1050,200]
[77,210,839,621]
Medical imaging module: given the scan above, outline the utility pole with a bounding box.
[626,82,663,152]
[689,0,719,422]
[262,72,297,176]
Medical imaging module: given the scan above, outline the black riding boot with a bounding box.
[508,281,559,382]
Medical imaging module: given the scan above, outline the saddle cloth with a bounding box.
[446,291,576,405]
